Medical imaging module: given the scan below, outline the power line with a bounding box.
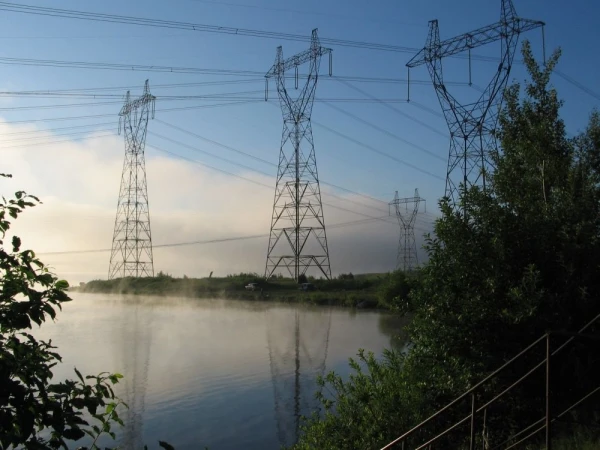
[0,2,418,53]
[0,121,114,136]
[0,76,460,97]
[0,2,538,65]
[0,91,265,111]
[0,55,265,75]
[409,101,445,119]
[0,132,115,150]
[554,69,600,102]
[0,126,115,144]
[5,0,599,105]
[148,130,272,177]
[153,119,397,209]
[38,214,401,256]
[146,143,436,231]
[147,129,390,215]
[336,79,448,137]
[321,101,446,162]
[311,120,445,181]
[0,76,465,98]
[183,0,421,27]
[263,100,445,180]
[155,118,273,166]
[0,93,426,111]
[0,99,262,124]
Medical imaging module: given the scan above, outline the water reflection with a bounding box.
[266,307,332,448]
[35,294,401,449]
[378,313,411,351]
[117,302,153,449]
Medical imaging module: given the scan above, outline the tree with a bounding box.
[376,270,421,313]
[292,42,600,449]
[0,174,127,449]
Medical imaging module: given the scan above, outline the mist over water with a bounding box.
[32,293,403,449]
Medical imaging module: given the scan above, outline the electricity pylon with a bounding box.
[264,29,333,282]
[108,80,156,279]
[389,189,423,272]
[407,0,544,210]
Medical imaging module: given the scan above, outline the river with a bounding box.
[33,293,406,450]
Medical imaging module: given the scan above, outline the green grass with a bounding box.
[75,272,388,309]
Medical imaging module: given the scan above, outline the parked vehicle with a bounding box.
[298,282,316,291]
[245,282,259,291]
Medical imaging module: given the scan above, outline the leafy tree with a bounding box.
[293,42,600,449]
[0,173,128,449]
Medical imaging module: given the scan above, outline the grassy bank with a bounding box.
[76,272,392,308]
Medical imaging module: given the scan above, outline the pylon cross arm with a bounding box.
[266,46,332,78]
[407,18,543,68]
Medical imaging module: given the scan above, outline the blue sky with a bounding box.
[0,0,598,280]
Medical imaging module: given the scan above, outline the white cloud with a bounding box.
[0,119,433,284]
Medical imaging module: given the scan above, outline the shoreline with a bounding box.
[72,286,382,309]
[72,274,386,309]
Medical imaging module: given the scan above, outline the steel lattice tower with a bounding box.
[407,0,544,209]
[264,29,333,281]
[108,80,156,279]
[389,189,423,272]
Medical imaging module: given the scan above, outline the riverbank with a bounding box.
[74,272,388,309]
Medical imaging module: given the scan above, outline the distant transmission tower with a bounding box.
[389,189,423,272]
[108,80,156,279]
[264,29,333,281]
[407,0,544,209]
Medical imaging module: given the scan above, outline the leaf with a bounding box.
[74,367,84,383]
[63,427,86,441]
[55,279,70,290]
[71,398,86,409]
[158,441,176,450]
[11,235,21,252]
[48,383,72,394]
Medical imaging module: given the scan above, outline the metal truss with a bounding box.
[390,189,423,272]
[108,80,156,279]
[407,0,544,209]
[264,29,333,281]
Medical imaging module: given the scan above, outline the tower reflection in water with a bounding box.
[116,300,153,449]
[266,306,332,448]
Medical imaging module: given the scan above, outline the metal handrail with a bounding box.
[503,385,600,450]
[379,313,600,450]
[379,334,547,450]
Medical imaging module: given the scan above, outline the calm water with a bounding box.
[33,293,405,450]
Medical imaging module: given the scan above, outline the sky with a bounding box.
[0,0,598,283]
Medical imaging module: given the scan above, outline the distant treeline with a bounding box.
[77,271,421,310]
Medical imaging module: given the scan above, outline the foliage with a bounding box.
[0,175,178,449]
[375,270,421,313]
[293,42,600,449]
[337,273,354,280]
[290,350,413,450]
[297,274,308,284]
[0,175,126,448]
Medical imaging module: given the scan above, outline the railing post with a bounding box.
[482,407,488,450]
[470,393,476,450]
[546,333,551,450]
